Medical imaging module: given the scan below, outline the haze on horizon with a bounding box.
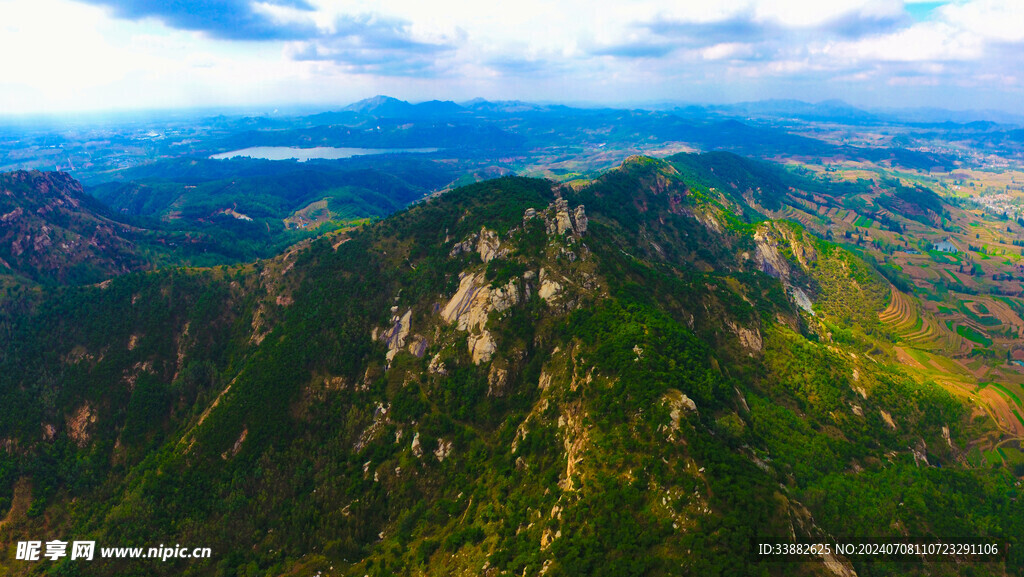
[1,0,1023,116]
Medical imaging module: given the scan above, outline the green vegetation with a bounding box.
[957,324,993,346]
[2,156,1023,576]
[989,383,1023,408]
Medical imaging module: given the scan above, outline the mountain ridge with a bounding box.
[0,170,149,284]
[0,157,1021,575]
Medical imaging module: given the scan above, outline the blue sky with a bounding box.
[1,0,1022,114]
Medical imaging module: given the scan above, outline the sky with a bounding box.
[1,0,1023,115]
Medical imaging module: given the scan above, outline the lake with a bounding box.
[210,146,439,161]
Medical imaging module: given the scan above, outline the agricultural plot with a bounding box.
[780,206,824,232]
[284,199,332,229]
[978,386,1024,437]
[878,287,964,353]
[788,163,1024,445]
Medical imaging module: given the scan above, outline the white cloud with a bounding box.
[939,0,1024,43]
[827,21,983,62]
[1,0,1022,113]
[753,0,903,27]
[700,43,755,61]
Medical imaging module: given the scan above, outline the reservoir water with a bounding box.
[210,146,439,161]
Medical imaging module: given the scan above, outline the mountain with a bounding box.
[89,162,452,223]
[692,99,882,124]
[414,99,466,117]
[344,95,415,117]
[0,170,149,284]
[463,98,553,114]
[873,106,1024,126]
[79,157,474,269]
[343,96,466,119]
[0,160,462,289]
[1,157,1021,576]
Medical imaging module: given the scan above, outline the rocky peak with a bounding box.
[538,198,588,237]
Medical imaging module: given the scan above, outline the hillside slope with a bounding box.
[0,159,1020,576]
[0,171,149,285]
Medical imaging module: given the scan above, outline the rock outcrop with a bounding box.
[451,226,508,263]
[375,308,412,363]
[440,272,520,364]
[542,198,588,237]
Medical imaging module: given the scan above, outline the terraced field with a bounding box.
[780,206,824,231]
[979,384,1024,437]
[879,287,966,353]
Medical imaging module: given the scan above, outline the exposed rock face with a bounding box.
[487,365,509,397]
[553,199,574,235]
[489,278,519,311]
[428,354,447,375]
[728,321,763,353]
[434,438,453,462]
[789,287,815,315]
[754,225,819,316]
[440,272,519,364]
[542,198,589,237]
[406,335,428,358]
[754,228,791,281]
[911,440,930,467]
[573,205,588,234]
[822,550,859,577]
[441,273,486,327]
[559,403,588,492]
[376,308,412,363]
[467,332,497,365]
[440,199,588,361]
[537,268,562,302]
[450,237,475,257]
[67,403,97,447]
[880,410,897,430]
[411,432,423,457]
[538,371,552,391]
[222,426,248,460]
[664,389,698,428]
[661,389,698,440]
[476,227,505,263]
[691,210,723,234]
[450,226,508,263]
[354,402,390,452]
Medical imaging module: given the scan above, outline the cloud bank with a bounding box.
[2,0,1024,113]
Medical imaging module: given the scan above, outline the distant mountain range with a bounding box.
[335,94,1024,127]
